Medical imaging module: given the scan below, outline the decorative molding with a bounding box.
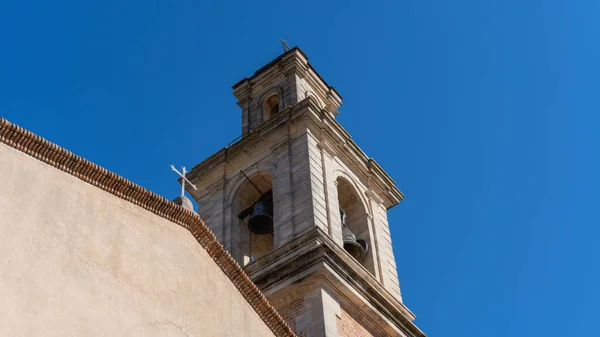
[244,227,425,337]
[0,117,296,337]
[317,138,337,158]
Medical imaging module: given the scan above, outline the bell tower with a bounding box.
[186,47,425,337]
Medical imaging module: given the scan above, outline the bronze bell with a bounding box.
[247,200,274,234]
[340,208,368,262]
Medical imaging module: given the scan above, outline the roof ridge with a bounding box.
[0,116,296,337]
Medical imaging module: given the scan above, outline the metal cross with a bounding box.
[281,39,290,52]
[170,164,198,196]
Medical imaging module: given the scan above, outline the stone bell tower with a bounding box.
[186,47,425,337]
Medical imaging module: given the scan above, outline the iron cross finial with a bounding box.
[281,39,290,52]
[170,164,198,197]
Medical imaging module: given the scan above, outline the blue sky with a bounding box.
[2,0,599,335]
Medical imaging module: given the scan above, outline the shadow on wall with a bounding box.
[232,171,274,266]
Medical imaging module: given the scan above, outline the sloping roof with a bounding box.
[0,117,296,337]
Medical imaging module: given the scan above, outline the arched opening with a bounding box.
[232,172,275,266]
[263,94,279,121]
[336,177,375,274]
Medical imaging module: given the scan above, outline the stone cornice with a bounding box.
[187,96,403,209]
[0,117,296,337]
[232,47,342,105]
[309,103,404,208]
[186,98,311,185]
[244,228,426,337]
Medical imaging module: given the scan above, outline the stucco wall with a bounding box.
[0,142,276,337]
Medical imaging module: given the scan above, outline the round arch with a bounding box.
[225,162,278,212]
[334,172,377,274]
[257,86,284,122]
[227,165,277,267]
[332,169,371,216]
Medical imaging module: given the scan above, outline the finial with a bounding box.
[281,39,290,52]
[170,164,198,197]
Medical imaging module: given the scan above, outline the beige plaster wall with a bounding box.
[0,143,276,337]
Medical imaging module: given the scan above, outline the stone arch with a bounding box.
[225,162,277,210]
[334,172,376,275]
[257,86,284,122]
[332,169,370,216]
[303,90,325,109]
[228,167,276,266]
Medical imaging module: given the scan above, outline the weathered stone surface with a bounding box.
[244,227,423,337]
[186,47,422,337]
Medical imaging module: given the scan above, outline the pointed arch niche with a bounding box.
[231,171,275,266]
[336,176,377,275]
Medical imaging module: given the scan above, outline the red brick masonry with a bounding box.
[337,308,377,337]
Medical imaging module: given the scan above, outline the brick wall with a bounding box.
[276,297,306,337]
[337,308,377,337]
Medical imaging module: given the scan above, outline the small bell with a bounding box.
[247,200,274,234]
[340,208,368,262]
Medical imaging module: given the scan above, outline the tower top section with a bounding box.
[232,47,343,136]
[185,45,424,337]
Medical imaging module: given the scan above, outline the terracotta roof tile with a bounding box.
[0,117,296,337]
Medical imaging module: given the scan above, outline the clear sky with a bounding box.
[1,0,598,336]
